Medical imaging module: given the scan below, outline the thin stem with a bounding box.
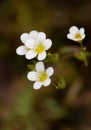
[79,40,88,66]
[79,41,84,50]
[84,57,88,66]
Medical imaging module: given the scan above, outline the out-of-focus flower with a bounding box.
[27,62,54,89]
[16,30,52,60]
[67,26,85,42]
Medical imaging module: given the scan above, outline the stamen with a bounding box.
[38,72,47,82]
[34,43,44,53]
[74,33,82,39]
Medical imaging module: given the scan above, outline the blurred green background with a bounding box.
[0,0,91,130]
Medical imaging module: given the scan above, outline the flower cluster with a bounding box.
[16,30,54,89]
[16,26,89,90]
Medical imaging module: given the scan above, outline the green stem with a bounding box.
[79,41,88,66]
[84,57,88,66]
[79,41,84,50]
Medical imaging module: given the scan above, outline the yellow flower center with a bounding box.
[38,72,47,82]
[74,33,82,39]
[34,43,45,53]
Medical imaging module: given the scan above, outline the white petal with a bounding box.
[25,39,35,48]
[36,32,46,42]
[36,62,45,72]
[81,34,85,39]
[20,33,29,44]
[79,28,85,34]
[38,51,46,61]
[29,30,38,39]
[42,78,51,86]
[46,67,54,77]
[33,81,42,89]
[16,46,27,55]
[25,50,37,59]
[27,71,37,81]
[72,38,81,41]
[43,39,52,50]
[67,34,74,40]
[69,26,78,34]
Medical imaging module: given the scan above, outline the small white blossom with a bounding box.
[16,30,52,60]
[67,26,85,42]
[27,62,54,90]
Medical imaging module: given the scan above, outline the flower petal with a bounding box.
[36,62,45,72]
[27,71,37,81]
[36,32,46,42]
[20,33,29,44]
[69,26,78,34]
[73,38,81,41]
[43,39,52,50]
[67,34,74,40]
[46,67,54,77]
[81,34,85,39]
[38,51,46,61]
[29,30,38,39]
[16,46,27,55]
[79,28,85,34]
[33,81,42,89]
[42,78,51,86]
[25,39,35,48]
[25,50,37,59]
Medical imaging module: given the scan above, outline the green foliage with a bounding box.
[75,50,91,66]
[57,76,66,89]
[44,98,67,120]
[45,53,60,63]
[13,88,32,117]
[59,46,74,55]
[54,76,66,89]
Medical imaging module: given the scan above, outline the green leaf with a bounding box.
[45,53,60,63]
[75,50,91,66]
[55,76,66,89]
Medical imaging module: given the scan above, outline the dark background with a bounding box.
[0,0,91,130]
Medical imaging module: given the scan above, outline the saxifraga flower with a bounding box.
[67,26,85,42]
[27,62,54,90]
[16,31,52,61]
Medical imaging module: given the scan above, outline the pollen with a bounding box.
[74,33,82,39]
[34,43,45,53]
[38,72,47,82]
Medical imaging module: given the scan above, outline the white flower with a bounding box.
[16,30,52,60]
[27,62,54,90]
[67,26,85,42]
